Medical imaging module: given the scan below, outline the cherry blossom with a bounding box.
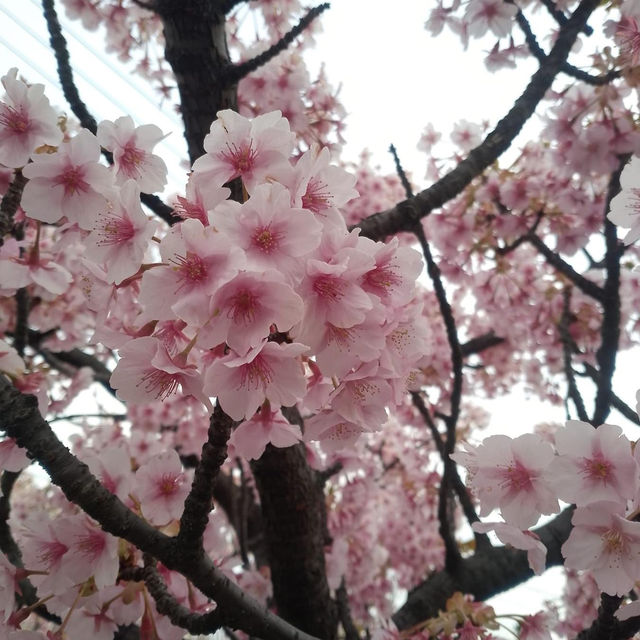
[0,68,62,168]
[608,155,640,243]
[563,502,640,596]
[134,449,190,525]
[21,128,111,229]
[97,115,168,192]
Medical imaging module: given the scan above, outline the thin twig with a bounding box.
[223,4,330,86]
[526,233,605,302]
[560,289,589,422]
[539,0,593,36]
[336,579,360,640]
[513,5,618,85]
[592,156,627,425]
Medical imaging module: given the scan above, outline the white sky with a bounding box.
[1,0,636,633]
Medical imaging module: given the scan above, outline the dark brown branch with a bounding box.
[495,211,543,255]
[155,0,238,163]
[0,379,321,640]
[251,407,337,639]
[526,233,605,302]
[560,289,589,422]
[579,363,640,426]
[222,4,331,86]
[13,288,30,359]
[513,5,619,85]
[413,225,463,570]
[41,0,175,226]
[178,403,235,549]
[354,0,601,241]
[539,0,593,36]
[392,507,574,630]
[142,555,223,634]
[411,392,490,552]
[0,170,27,246]
[336,580,360,640]
[575,594,624,640]
[592,156,627,425]
[460,332,505,357]
[389,144,414,200]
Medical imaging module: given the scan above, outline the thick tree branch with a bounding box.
[251,407,337,639]
[0,170,27,246]
[0,379,321,640]
[178,402,235,549]
[223,4,330,86]
[354,0,601,241]
[392,508,574,630]
[592,156,627,425]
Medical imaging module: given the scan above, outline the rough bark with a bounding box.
[251,434,337,639]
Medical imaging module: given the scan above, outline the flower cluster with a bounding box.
[454,420,640,596]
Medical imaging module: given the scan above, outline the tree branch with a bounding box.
[354,0,601,240]
[392,507,574,630]
[0,170,27,246]
[592,156,627,425]
[222,4,331,86]
[0,379,321,640]
[526,233,605,302]
[178,402,235,549]
[513,5,619,85]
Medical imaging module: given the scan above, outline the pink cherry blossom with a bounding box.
[197,269,304,354]
[608,155,640,243]
[229,405,302,460]
[211,182,322,280]
[563,502,640,595]
[549,420,638,507]
[0,68,62,168]
[0,339,24,377]
[134,449,190,525]
[97,115,168,192]
[110,336,209,407]
[472,521,547,575]
[21,128,111,229]
[461,433,558,529]
[138,218,244,324]
[192,109,294,191]
[84,180,158,284]
[204,340,308,420]
[0,438,30,472]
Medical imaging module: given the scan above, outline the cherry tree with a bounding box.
[1,0,640,639]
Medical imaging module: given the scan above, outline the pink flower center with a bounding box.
[499,459,533,492]
[77,529,106,558]
[301,179,331,213]
[581,455,612,482]
[120,143,145,175]
[313,274,343,301]
[252,226,281,253]
[240,356,273,390]
[138,368,180,401]
[171,252,207,290]
[158,473,180,496]
[230,289,258,323]
[174,195,207,225]
[220,141,257,176]
[365,265,401,294]
[53,166,89,197]
[38,540,68,567]
[0,105,30,134]
[95,212,135,246]
[602,528,627,554]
